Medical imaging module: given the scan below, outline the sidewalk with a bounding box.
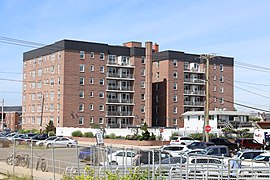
[0,161,62,180]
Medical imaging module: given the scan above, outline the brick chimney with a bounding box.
[123,41,142,47]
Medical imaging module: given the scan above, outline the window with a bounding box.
[173,83,177,90]
[90,52,94,58]
[220,64,224,71]
[50,91,54,100]
[32,117,35,124]
[156,61,159,68]
[156,72,160,79]
[141,105,145,113]
[99,104,104,111]
[79,90,84,98]
[79,77,84,85]
[213,64,216,70]
[184,62,189,70]
[80,64,85,72]
[173,59,178,67]
[90,91,93,97]
[50,103,54,111]
[100,53,104,60]
[141,81,145,88]
[173,106,177,114]
[173,95,177,102]
[173,71,178,78]
[79,117,84,125]
[90,65,94,72]
[214,86,216,92]
[141,94,145,100]
[90,78,94,84]
[50,79,54,86]
[99,92,104,98]
[156,84,159,91]
[141,56,145,64]
[220,75,224,82]
[141,69,145,76]
[99,78,104,85]
[214,75,216,81]
[220,87,224,93]
[99,117,104,124]
[100,66,104,73]
[79,104,84,112]
[155,106,159,114]
[89,117,94,123]
[89,104,94,110]
[38,69,42,76]
[220,98,224,104]
[80,51,85,59]
[156,95,159,102]
[173,119,177,125]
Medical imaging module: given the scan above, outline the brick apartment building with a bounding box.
[0,106,22,131]
[22,39,234,130]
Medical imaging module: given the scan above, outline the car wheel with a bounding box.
[46,143,51,148]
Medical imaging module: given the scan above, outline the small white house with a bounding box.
[182,111,251,131]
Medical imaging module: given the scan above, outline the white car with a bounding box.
[36,136,58,146]
[170,136,197,145]
[105,150,137,166]
[45,137,77,148]
[160,144,187,156]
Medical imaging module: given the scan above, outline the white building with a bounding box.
[182,111,251,131]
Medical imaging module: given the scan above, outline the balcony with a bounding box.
[107,73,134,79]
[107,61,135,68]
[184,78,205,84]
[184,90,205,96]
[184,68,205,74]
[106,111,134,117]
[107,86,134,91]
[107,99,134,104]
[184,101,204,107]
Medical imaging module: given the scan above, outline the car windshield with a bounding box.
[253,155,269,161]
[199,148,209,154]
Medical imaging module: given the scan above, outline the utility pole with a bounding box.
[1,99,4,131]
[201,54,218,142]
[40,94,45,133]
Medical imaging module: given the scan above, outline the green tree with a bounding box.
[46,121,56,133]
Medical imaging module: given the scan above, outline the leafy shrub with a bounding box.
[31,129,39,133]
[104,135,110,139]
[83,132,94,138]
[170,132,180,140]
[48,131,55,136]
[71,130,83,137]
[109,133,116,139]
[149,133,156,141]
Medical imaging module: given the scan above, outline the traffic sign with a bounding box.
[205,125,211,133]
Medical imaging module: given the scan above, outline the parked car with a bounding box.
[105,150,137,166]
[79,146,111,165]
[170,136,197,145]
[199,145,230,157]
[160,144,186,156]
[235,138,264,149]
[160,156,187,164]
[209,138,238,152]
[36,136,58,146]
[251,152,270,166]
[183,141,215,151]
[45,137,77,148]
[134,150,173,165]
[232,149,266,167]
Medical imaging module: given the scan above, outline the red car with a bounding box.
[235,138,264,149]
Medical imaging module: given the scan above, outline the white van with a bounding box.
[254,129,270,147]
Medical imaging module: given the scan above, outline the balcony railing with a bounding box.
[184,101,204,106]
[106,111,133,116]
[107,61,134,67]
[184,78,205,84]
[107,99,134,103]
[184,90,205,95]
[107,86,134,91]
[184,68,205,73]
[107,73,134,79]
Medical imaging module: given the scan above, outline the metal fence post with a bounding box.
[30,139,33,179]
[12,139,15,175]
[76,144,80,176]
[52,143,56,180]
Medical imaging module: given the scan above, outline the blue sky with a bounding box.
[0,0,270,112]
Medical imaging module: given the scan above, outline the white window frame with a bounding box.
[99,92,104,98]
[99,104,104,111]
[79,104,84,112]
[100,66,104,73]
[173,59,178,67]
[100,53,105,60]
[80,77,84,85]
[90,65,94,72]
[80,64,85,72]
[80,51,85,59]
[79,117,84,125]
[99,117,104,124]
[90,52,94,58]
[79,90,84,98]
